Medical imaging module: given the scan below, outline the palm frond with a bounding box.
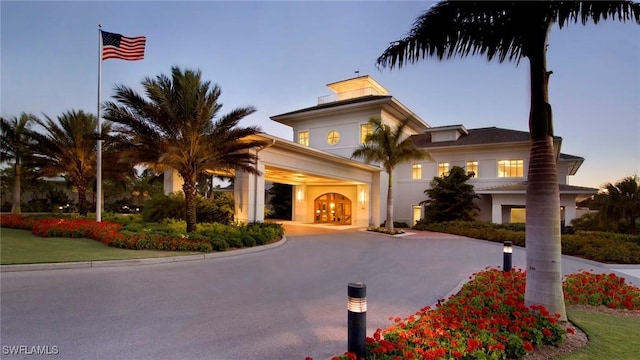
[377,1,640,69]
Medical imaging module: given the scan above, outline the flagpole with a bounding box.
[96,25,103,222]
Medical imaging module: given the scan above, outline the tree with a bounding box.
[0,113,36,214]
[267,183,292,220]
[376,1,639,320]
[421,166,479,223]
[27,110,131,216]
[104,67,267,232]
[352,117,429,232]
[597,176,640,234]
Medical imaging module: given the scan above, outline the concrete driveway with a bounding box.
[1,224,637,360]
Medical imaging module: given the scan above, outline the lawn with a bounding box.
[558,309,640,360]
[0,228,198,265]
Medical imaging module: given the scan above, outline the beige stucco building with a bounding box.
[164,76,596,226]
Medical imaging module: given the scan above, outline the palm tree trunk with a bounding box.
[386,170,394,232]
[183,180,198,233]
[77,181,88,216]
[524,26,567,322]
[11,160,21,214]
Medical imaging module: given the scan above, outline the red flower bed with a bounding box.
[563,270,640,310]
[2,216,212,252]
[326,268,565,360]
[32,218,123,241]
[309,269,640,360]
[0,214,37,230]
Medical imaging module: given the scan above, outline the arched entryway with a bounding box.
[314,193,351,225]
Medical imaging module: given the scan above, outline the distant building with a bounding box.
[165,76,597,226]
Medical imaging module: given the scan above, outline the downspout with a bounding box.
[253,138,276,222]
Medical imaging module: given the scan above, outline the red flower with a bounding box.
[523,341,534,352]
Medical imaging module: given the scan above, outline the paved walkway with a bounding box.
[1,224,638,360]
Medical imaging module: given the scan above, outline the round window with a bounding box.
[327,130,340,145]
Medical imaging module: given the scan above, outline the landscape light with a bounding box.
[503,241,513,272]
[347,282,366,359]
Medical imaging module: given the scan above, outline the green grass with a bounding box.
[0,228,199,265]
[557,309,640,360]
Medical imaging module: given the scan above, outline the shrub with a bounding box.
[225,233,244,248]
[210,238,230,251]
[380,221,409,229]
[141,193,186,223]
[241,233,256,247]
[141,193,234,225]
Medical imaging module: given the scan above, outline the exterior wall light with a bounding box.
[297,189,304,202]
[348,282,366,359]
[503,241,513,272]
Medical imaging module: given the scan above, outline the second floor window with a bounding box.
[412,164,422,180]
[498,159,524,177]
[360,123,373,143]
[298,131,309,146]
[466,161,478,178]
[438,162,449,177]
[327,130,340,145]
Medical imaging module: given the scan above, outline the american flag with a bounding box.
[101,31,146,61]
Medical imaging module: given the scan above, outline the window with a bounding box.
[438,162,449,177]
[360,123,373,143]
[466,161,478,178]
[327,130,340,145]
[498,159,524,178]
[412,164,422,180]
[510,208,526,223]
[298,131,309,146]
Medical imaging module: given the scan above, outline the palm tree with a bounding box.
[376,1,639,320]
[598,176,640,235]
[352,117,428,232]
[103,66,267,233]
[0,113,36,214]
[27,110,126,216]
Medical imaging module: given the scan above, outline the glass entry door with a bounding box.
[314,193,351,225]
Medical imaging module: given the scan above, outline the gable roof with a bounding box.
[411,126,562,148]
[271,95,430,132]
[271,95,392,119]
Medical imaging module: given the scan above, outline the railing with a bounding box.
[317,87,382,104]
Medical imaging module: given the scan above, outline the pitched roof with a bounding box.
[559,153,584,161]
[411,127,562,148]
[271,95,392,119]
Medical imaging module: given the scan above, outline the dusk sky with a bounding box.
[2,1,639,189]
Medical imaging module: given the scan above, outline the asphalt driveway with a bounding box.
[1,225,635,360]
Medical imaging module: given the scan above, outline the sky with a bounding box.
[2,1,639,189]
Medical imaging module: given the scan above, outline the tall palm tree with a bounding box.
[0,113,36,214]
[598,176,640,235]
[27,110,127,216]
[103,67,267,233]
[352,117,428,232]
[376,1,639,320]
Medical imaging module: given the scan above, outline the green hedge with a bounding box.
[414,220,640,264]
[1,214,284,254]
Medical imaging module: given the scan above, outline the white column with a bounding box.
[491,197,503,224]
[163,169,184,195]
[253,162,266,222]
[234,169,253,223]
[293,185,308,222]
[371,172,381,228]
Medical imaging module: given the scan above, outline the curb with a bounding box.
[0,236,288,272]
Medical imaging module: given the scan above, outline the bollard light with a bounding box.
[503,241,513,272]
[348,282,366,360]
